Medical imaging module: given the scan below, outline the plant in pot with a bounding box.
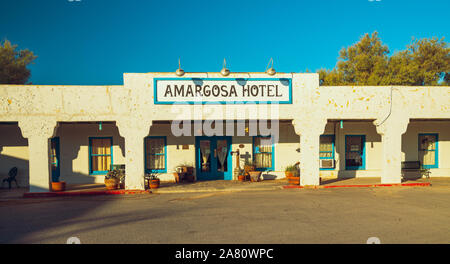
[243,160,255,181]
[245,160,262,182]
[51,175,66,192]
[285,162,300,185]
[105,169,123,190]
[237,167,245,182]
[146,173,160,189]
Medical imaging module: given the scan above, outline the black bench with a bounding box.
[401,161,430,179]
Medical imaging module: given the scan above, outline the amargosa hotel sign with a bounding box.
[154,78,292,104]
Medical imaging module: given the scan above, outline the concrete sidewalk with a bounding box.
[0,177,440,199]
[153,179,287,193]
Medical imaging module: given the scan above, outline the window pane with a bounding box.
[419,150,435,166]
[92,155,111,171]
[92,138,111,155]
[255,153,272,169]
[320,136,333,152]
[145,138,166,171]
[319,152,332,158]
[255,137,272,153]
[147,154,165,170]
[200,140,211,172]
[419,135,436,151]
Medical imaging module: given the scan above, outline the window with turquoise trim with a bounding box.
[89,137,113,175]
[145,137,167,173]
[253,136,274,171]
[418,133,438,169]
[319,135,334,159]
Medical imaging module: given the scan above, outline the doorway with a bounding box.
[195,136,232,181]
[50,137,60,182]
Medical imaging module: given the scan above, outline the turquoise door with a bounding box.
[195,136,232,181]
[50,137,60,182]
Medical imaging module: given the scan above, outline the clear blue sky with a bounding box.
[1,0,448,85]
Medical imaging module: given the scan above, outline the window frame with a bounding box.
[145,136,167,173]
[418,133,439,169]
[89,136,113,175]
[319,135,335,171]
[345,135,366,171]
[252,136,275,171]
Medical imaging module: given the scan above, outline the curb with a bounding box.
[23,189,151,198]
[152,186,283,194]
[283,182,431,189]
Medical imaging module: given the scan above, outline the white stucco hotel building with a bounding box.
[0,72,449,192]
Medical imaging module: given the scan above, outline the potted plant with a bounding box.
[51,171,65,192]
[147,173,160,189]
[51,180,66,192]
[245,160,261,182]
[237,167,245,182]
[105,169,123,190]
[285,162,300,185]
[243,160,255,181]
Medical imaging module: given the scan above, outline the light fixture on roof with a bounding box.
[175,58,185,76]
[220,58,230,76]
[265,58,276,76]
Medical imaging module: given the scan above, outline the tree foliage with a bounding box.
[319,32,450,86]
[0,39,37,84]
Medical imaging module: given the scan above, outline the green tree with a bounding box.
[0,39,37,84]
[319,32,450,86]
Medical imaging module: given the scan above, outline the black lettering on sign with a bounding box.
[276,85,282,97]
[251,85,259,96]
[230,85,237,97]
[164,85,173,97]
[195,85,202,97]
[174,85,184,96]
[267,85,274,97]
[186,85,194,97]
[212,85,220,97]
[242,85,249,97]
[204,85,211,96]
[221,85,229,97]
[259,85,266,97]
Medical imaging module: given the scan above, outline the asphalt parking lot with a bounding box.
[0,181,449,244]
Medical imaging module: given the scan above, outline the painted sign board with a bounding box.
[154,78,292,104]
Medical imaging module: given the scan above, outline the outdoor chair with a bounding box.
[2,167,19,189]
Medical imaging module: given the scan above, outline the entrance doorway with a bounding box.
[50,137,60,182]
[195,136,232,181]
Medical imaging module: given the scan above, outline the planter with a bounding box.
[248,171,262,182]
[285,171,300,185]
[105,178,119,190]
[51,181,66,192]
[237,175,245,182]
[149,179,160,189]
[287,176,300,185]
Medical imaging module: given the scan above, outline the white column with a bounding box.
[19,119,56,192]
[293,119,326,186]
[117,119,151,190]
[375,117,409,184]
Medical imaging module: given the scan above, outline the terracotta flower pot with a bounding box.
[238,175,245,182]
[285,171,300,185]
[105,178,119,190]
[149,179,160,189]
[249,171,262,182]
[51,181,66,192]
